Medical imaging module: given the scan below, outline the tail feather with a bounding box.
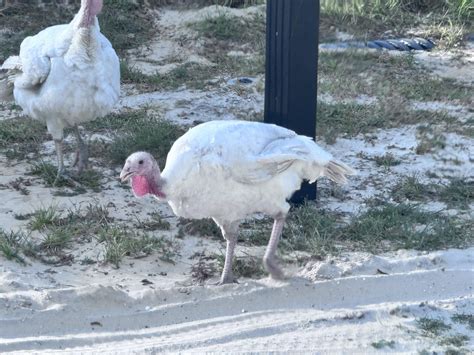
[0,74,14,102]
[0,56,21,102]
[324,160,356,184]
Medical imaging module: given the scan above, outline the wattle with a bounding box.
[131,175,154,197]
[131,175,165,198]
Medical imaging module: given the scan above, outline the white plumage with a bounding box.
[1,0,119,178]
[120,120,355,284]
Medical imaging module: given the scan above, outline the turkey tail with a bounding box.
[0,73,14,102]
[0,56,21,102]
[324,160,356,184]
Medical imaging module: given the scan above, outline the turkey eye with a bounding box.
[139,160,144,165]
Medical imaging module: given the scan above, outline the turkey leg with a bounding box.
[263,214,286,280]
[73,125,88,174]
[54,139,65,183]
[217,222,239,285]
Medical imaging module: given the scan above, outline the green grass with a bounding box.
[281,205,341,255]
[191,11,265,44]
[343,203,472,251]
[417,317,451,337]
[392,176,473,209]
[178,218,222,239]
[318,51,472,104]
[28,161,103,192]
[438,179,474,210]
[371,339,396,349]
[452,314,474,330]
[99,0,155,54]
[373,153,401,168]
[107,114,186,166]
[0,118,47,160]
[98,227,176,268]
[135,212,172,231]
[316,100,450,143]
[0,229,29,264]
[319,0,472,47]
[440,335,469,347]
[2,203,177,267]
[214,253,266,279]
[39,227,72,255]
[392,175,435,202]
[29,205,60,231]
[121,61,221,92]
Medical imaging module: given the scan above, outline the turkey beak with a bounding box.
[120,166,134,182]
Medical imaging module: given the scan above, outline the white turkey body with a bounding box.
[1,0,120,177]
[13,22,119,139]
[121,120,355,284]
[163,120,337,222]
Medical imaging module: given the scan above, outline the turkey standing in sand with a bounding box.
[120,120,355,285]
[0,0,120,181]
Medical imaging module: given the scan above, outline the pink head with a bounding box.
[120,152,166,199]
[79,0,103,28]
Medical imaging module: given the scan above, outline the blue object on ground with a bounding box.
[320,37,435,51]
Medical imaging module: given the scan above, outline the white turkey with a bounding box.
[120,120,355,284]
[0,0,120,181]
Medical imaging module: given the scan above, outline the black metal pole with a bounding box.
[264,0,320,204]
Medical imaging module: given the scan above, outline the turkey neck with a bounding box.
[148,161,167,199]
[78,0,102,28]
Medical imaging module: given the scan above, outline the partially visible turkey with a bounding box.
[120,120,355,285]
[0,0,120,181]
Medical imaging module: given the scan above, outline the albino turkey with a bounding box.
[120,120,355,284]
[0,0,120,180]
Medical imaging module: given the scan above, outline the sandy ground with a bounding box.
[1,3,473,354]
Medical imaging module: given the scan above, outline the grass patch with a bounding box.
[191,11,264,44]
[417,317,451,337]
[452,314,474,330]
[392,175,436,202]
[440,335,469,347]
[86,109,187,168]
[0,229,29,264]
[135,212,172,231]
[371,339,396,349]
[392,176,473,209]
[121,61,221,91]
[0,118,47,160]
[107,115,186,166]
[15,203,177,267]
[373,153,402,168]
[282,204,341,255]
[343,203,472,251]
[183,200,472,258]
[98,227,176,268]
[318,51,472,104]
[28,161,103,192]
[316,100,455,143]
[29,205,60,231]
[178,218,222,239]
[39,227,72,255]
[319,0,472,47]
[214,253,266,279]
[99,0,155,54]
[437,178,473,210]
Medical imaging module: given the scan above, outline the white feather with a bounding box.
[1,8,120,140]
[161,120,355,224]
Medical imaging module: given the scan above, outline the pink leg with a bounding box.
[263,215,287,280]
[216,221,239,285]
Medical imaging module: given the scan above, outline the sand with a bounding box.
[1,3,473,354]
